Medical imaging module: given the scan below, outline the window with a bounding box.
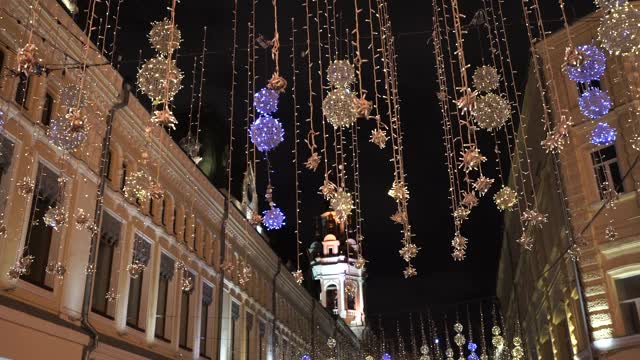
[179,271,195,349]
[92,212,122,317]
[0,135,16,215]
[0,50,4,74]
[200,284,213,358]
[161,196,167,226]
[15,73,30,108]
[126,236,150,330]
[591,145,624,199]
[347,292,356,311]
[120,161,127,192]
[230,301,240,360]
[172,207,178,235]
[105,150,113,181]
[155,253,174,340]
[244,312,253,360]
[615,274,640,335]
[22,163,59,289]
[41,93,53,126]
[325,285,338,314]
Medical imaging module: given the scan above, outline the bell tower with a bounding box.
[309,211,366,339]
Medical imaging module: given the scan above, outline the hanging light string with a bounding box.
[315,0,331,182]
[158,0,179,118]
[304,0,320,171]
[245,0,256,216]
[99,0,111,55]
[290,17,302,280]
[225,0,239,221]
[479,303,488,358]
[271,0,280,76]
[109,0,124,65]
[367,0,386,135]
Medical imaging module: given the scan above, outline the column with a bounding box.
[219,289,231,359]
[145,243,161,344]
[191,275,203,358]
[114,219,136,332]
[338,277,346,318]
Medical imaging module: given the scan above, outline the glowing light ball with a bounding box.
[327,60,356,88]
[137,56,183,101]
[494,186,518,211]
[598,2,640,56]
[149,18,181,55]
[579,88,612,119]
[301,354,311,360]
[382,354,392,360]
[323,88,358,128]
[249,114,284,152]
[564,45,607,82]
[48,116,88,151]
[590,122,617,146]
[472,65,500,92]
[262,206,285,230]
[253,87,279,115]
[473,93,511,130]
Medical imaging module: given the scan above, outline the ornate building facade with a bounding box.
[497,4,640,360]
[0,0,360,359]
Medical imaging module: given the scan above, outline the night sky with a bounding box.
[79,0,597,319]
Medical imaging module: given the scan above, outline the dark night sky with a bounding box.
[80,0,596,317]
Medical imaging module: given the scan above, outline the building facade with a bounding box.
[0,0,360,359]
[497,4,640,360]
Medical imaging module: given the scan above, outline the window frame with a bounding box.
[91,211,123,318]
[591,145,624,200]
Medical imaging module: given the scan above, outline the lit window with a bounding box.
[155,253,174,340]
[615,274,640,335]
[126,235,151,330]
[22,163,60,290]
[91,212,122,317]
[179,271,195,349]
[591,145,624,199]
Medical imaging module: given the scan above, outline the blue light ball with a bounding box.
[590,122,617,146]
[262,207,285,230]
[301,354,311,360]
[254,87,279,115]
[382,353,392,360]
[467,354,480,360]
[579,88,612,119]
[467,342,477,352]
[564,45,607,82]
[249,114,284,152]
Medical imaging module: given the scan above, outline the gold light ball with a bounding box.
[327,60,356,88]
[60,84,88,109]
[330,188,354,223]
[137,56,183,102]
[474,93,511,130]
[472,65,500,92]
[494,186,518,211]
[123,171,151,203]
[598,2,640,56]
[149,18,181,55]
[323,88,358,128]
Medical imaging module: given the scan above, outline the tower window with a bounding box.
[591,145,624,199]
[325,285,338,315]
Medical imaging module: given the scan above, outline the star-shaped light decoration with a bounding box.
[459,146,487,173]
[292,270,304,285]
[354,96,373,119]
[354,256,366,269]
[452,249,466,261]
[473,176,494,196]
[267,73,288,93]
[516,230,534,251]
[305,152,321,171]
[453,207,471,226]
[452,232,468,251]
[461,191,479,209]
[388,180,410,201]
[319,178,337,200]
[521,209,548,228]
[399,243,419,262]
[605,225,618,241]
[370,128,388,149]
[249,211,263,226]
[456,87,477,115]
[403,265,417,278]
[151,108,178,130]
[390,210,407,224]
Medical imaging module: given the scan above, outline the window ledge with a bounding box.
[600,234,640,260]
[589,191,637,211]
[594,334,640,353]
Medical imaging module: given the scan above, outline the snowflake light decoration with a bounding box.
[472,65,500,92]
[319,178,337,200]
[579,88,612,119]
[105,289,119,302]
[453,207,471,225]
[45,261,67,279]
[461,191,479,209]
[305,152,321,171]
[516,230,534,250]
[564,45,606,82]
[249,114,284,152]
[327,60,356,88]
[403,265,417,278]
[452,232,468,251]
[494,186,518,211]
[354,96,373,119]
[390,210,407,224]
[149,18,181,55]
[605,224,618,241]
[7,254,34,280]
[137,56,183,102]
[262,206,285,230]
[399,243,419,262]
[456,87,477,115]
[474,93,511,130]
[253,87,280,115]
[151,108,178,129]
[44,205,67,230]
[323,88,358,128]
[590,122,617,146]
[16,43,37,75]
[598,2,640,56]
[330,188,354,223]
[292,270,304,285]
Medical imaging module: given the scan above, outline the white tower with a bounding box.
[310,211,366,339]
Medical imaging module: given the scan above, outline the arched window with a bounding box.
[161,196,167,226]
[325,285,338,313]
[120,161,127,192]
